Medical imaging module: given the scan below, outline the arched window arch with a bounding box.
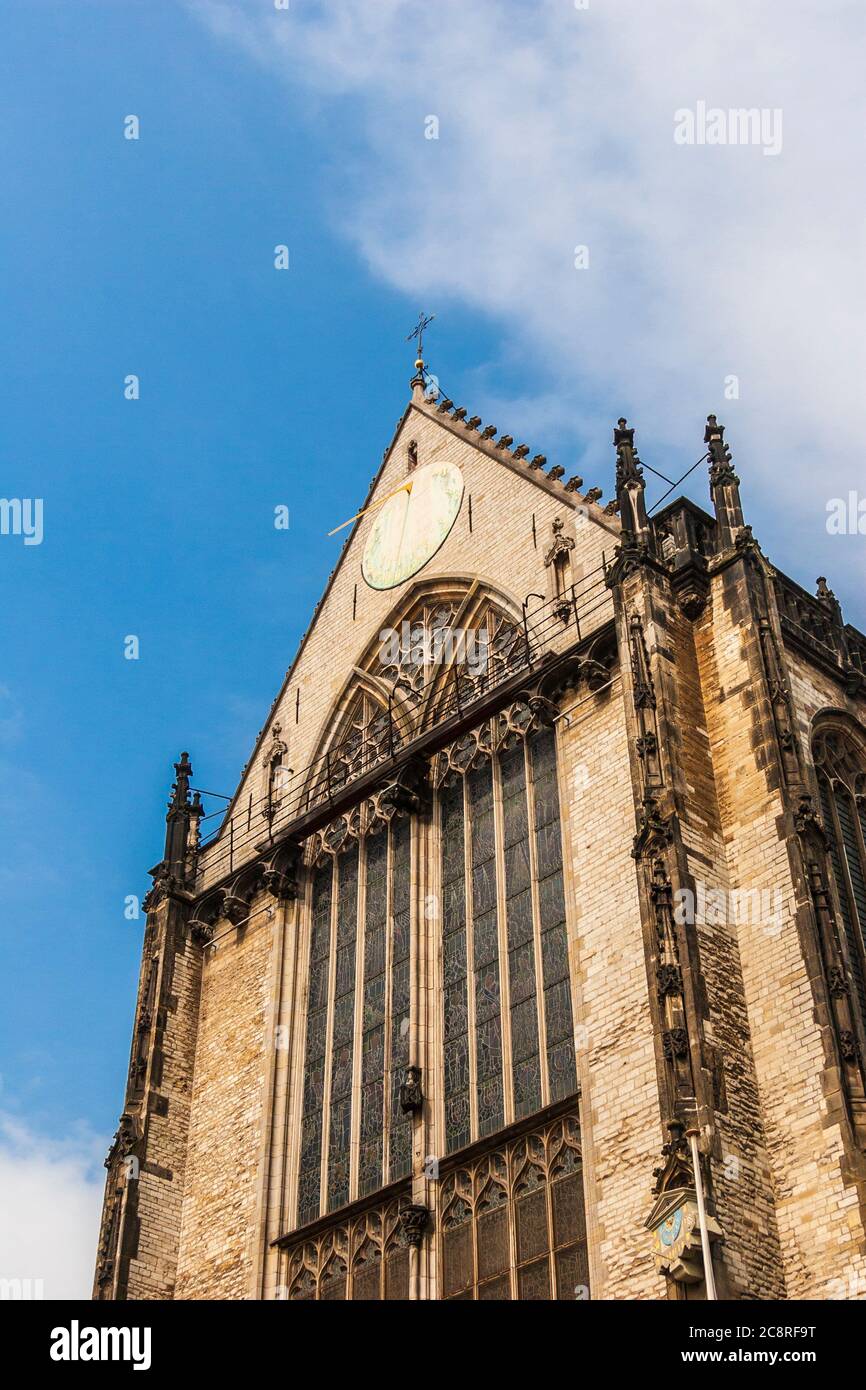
[303,580,525,811]
[814,720,866,1029]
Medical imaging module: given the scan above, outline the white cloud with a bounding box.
[188,0,866,611]
[0,1112,104,1300]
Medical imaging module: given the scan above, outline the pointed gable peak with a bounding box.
[407,371,620,527]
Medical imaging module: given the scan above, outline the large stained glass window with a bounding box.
[437,718,576,1154]
[439,1110,588,1300]
[296,817,414,1228]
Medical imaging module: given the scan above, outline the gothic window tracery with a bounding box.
[305,587,525,813]
[439,1111,588,1300]
[814,724,866,1029]
[283,1194,411,1301]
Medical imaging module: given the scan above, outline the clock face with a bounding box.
[361,459,464,590]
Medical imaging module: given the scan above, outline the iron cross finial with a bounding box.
[406,310,435,364]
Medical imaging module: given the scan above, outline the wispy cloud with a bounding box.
[0,1111,104,1299]
[187,0,866,611]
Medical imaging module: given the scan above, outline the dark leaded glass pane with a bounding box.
[552,1171,585,1247]
[442,1219,473,1296]
[442,878,465,932]
[327,847,359,1212]
[391,955,411,1014]
[822,777,866,1026]
[501,743,541,1117]
[444,984,468,1037]
[352,1257,381,1301]
[531,731,577,1105]
[327,1093,351,1210]
[472,861,498,917]
[445,1034,470,1093]
[537,872,566,932]
[365,925,385,979]
[512,1054,542,1116]
[475,1016,502,1081]
[517,1256,552,1300]
[838,787,866,939]
[472,724,504,1140]
[509,941,536,1005]
[541,923,569,984]
[444,1091,471,1153]
[516,1186,548,1263]
[308,956,329,1013]
[506,889,533,949]
[305,1007,327,1065]
[474,959,501,1022]
[392,906,411,963]
[298,864,332,1226]
[442,781,470,1154]
[478,1274,511,1300]
[503,840,531,893]
[384,1247,410,1300]
[472,910,499,967]
[477,1204,509,1280]
[363,975,385,1030]
[319,1267,347,1301]
[388,818,412,1181]
[477,1074,504,1137]
[510,997,539,1062]
[543,979,572,1045]
[555,1245,587,1300]
[443,927,467,986]
[547,1039,577,1102]
[534,820,563,878]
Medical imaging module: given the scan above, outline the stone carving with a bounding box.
[399,1065,424,1114]
[398,1204,429,1249]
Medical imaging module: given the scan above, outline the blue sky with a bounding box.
[1,0,863,1295]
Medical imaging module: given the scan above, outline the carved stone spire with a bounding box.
[614,418,650,541]
[705,415,744,549]
[163,751,198,878]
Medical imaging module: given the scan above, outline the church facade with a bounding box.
[94,366,866,1301]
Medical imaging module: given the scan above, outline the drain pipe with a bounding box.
[685,1126,717,1301]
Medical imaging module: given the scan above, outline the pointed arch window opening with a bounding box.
[304,597,526,812]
